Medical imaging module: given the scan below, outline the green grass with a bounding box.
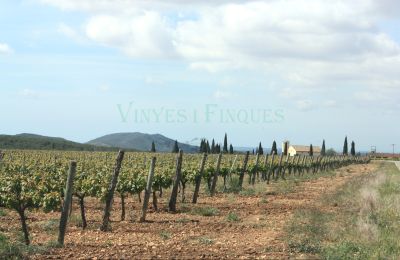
[0,232,23,259]
[197,236,214,245]
[226,211,240,222]
[69,214,83,227]
[286,162,400,259]
[159,230,172,240]
[191,207,219,217]
[0,232,60,259]
[0,208,7,217]
[39,219,58,234]
[239,188,256,196]
[275,180,297,195]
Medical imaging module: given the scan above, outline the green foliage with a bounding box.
[0,208,7,216]
[191,206,219,217]
[239,188,256,196]
[0,233,23,259]
[159,230,171,240]
[197,236,214,245]
[226,211,240,222]
[0,133,119,151]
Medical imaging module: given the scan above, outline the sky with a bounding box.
[0,0,400,152]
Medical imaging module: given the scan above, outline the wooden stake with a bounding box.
[140,157,156,222]
[58,161,77,246]
[100,150,124,232]
[169,150,183,212]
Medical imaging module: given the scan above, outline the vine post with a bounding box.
[100,150,124,232]
[210,153,222,196]
[140,156,156,222]
[58,161,77,246]
[169,149,183,212]
[192,153,207,204]
[239,151,250,188]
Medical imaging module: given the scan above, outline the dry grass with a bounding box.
[286,161,400,259]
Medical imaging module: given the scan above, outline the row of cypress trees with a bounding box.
[149,135,356,156]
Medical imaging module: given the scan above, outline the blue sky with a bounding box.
[1,0,400,152]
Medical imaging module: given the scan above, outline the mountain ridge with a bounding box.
[87,132,198,153]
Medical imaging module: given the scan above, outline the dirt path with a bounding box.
[3,163,377,259]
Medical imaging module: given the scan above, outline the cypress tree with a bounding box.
[321,140,326,156]
[199,139,204,153]
[343,136,348,155]
[172,140,179,153]
[206,140,211,154]
[215,144,221,154]
[309,144,313,156]
[211,139,215,154]
[351,141,356,156]
[229,144,234,154]
[223,133,228,153]
[271,141,277,155]
[258,142,263,155]
[151,141,156,153]
[252,149,255,155]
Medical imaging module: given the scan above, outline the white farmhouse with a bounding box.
[288,145,321,156]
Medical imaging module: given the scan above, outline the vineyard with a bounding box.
[0,149,369,258]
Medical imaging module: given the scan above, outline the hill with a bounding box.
[0,133,121,151]
[87,132,198,153]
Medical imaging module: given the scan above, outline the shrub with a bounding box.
[192,207,219,217]
[226,211,240,222]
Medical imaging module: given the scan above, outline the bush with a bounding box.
[0,233,23,259]
[159,230,171,240]
[191,207,219,217]
[226,211,240,222]
[197,236,214,245]
[239,188,256,196]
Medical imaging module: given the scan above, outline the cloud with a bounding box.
[213,89,233,100]
[39,0,400,107]
[296,100,314,111]
[144,76,164,85]
[324,100,338,108]
[57,23,86,43]
[19,89,39,99]
[85,13,176,58]
[98,85,110,92]
[0,43,12,54]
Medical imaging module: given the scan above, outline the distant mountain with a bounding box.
[87,132,198,153]
[0,133,121,151]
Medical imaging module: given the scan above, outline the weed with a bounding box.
[69,214,83,228]
[197,236,214,245]
[0,208,6,217]
[40,219,58,233]
[191,207,219,217]
[226,211,240,222]
[239,188,255,196]
[176,218,190,223]
[160,230,171,240]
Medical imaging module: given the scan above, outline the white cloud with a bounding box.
[324,100,338,108]
[57,23,86,43]
[296,100,314,111]
[144,76,164,85]
[98,85,110,92]
[0,43,12,54]
[40,0,400,107]
[85,12,176,58]
[19,89,39,99]
[213,89,233,100]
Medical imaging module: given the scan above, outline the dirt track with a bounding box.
[1,163,377,259]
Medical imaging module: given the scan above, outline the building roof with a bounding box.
[290,145,321,153]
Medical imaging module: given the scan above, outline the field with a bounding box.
[0,150,379,259]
